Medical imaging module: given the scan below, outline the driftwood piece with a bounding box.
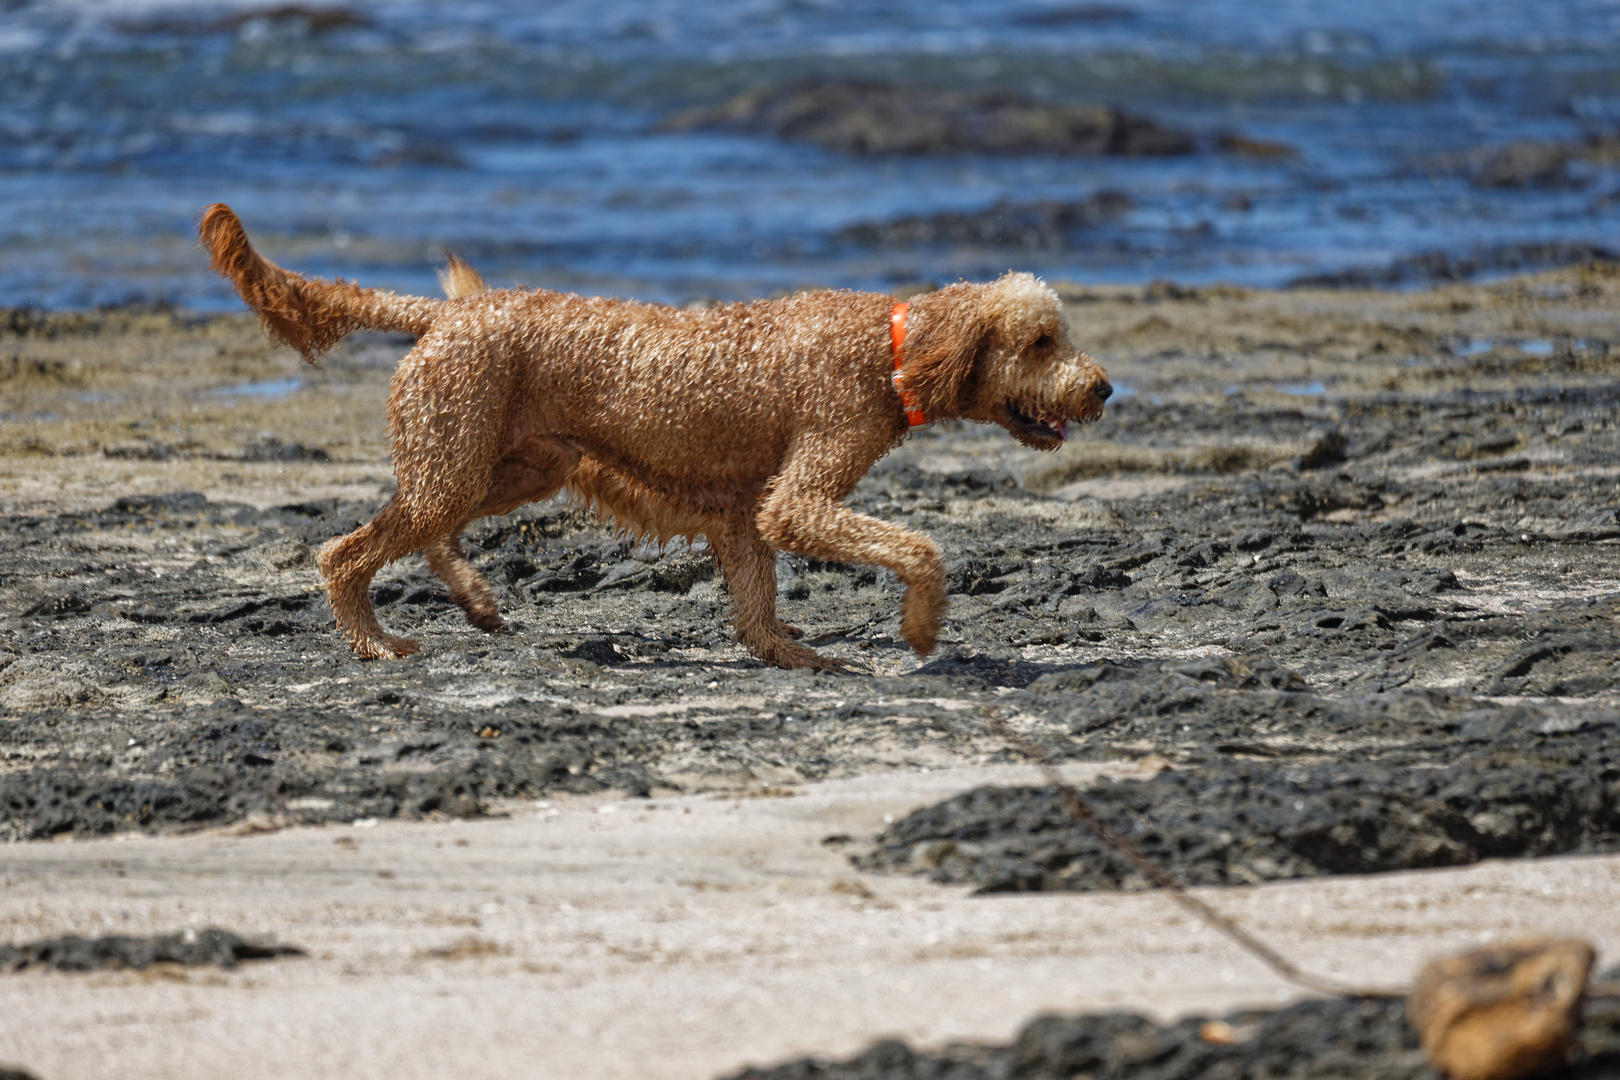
[1407,937,1595,1080]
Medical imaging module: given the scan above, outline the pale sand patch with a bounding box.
[1051,473,1204,501]
[2,764,1617,1080]
[0,457,396,516]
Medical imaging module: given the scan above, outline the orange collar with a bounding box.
[890,302,927,428]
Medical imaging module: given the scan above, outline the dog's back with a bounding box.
[415,287,905,494]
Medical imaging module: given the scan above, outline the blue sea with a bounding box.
[3,0,1619,309]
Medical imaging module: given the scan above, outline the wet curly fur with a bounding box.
[199,203,1111,669]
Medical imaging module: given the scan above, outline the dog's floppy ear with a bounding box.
[898,283,992,419]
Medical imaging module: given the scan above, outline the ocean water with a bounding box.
[3,0,1619,309]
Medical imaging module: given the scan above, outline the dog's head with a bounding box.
[899,272,1111,450]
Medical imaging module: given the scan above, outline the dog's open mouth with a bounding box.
[1005,400,1071,445]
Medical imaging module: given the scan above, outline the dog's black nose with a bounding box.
[1096,380,1113,401]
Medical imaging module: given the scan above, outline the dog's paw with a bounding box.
[466,609,507,634]
[756,638,845,672]
[900,585,945,658]
[353,634,422,660]
[776,620,806,640]
[899,612,940,658]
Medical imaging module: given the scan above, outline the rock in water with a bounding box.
[658,78,1195,157]
[838,192,1133,250]
[1407,938,1594,1080]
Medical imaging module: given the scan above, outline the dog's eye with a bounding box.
[1033,334,1053,349]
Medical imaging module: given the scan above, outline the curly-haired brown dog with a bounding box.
[198,204,1111,670]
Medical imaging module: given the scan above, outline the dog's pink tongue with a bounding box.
[1055,420,1068,441]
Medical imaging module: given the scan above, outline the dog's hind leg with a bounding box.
[425,438,581,634]
[424,535,505,633]
[319,337,513,659]
[317,497,440,659]
[713,518,842,671]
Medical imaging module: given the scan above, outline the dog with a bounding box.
[198,204,1111,670]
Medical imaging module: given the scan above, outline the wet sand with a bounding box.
[3,773,1620,1080]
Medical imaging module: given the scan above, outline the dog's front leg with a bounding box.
[713,518,842,671]
[756,444,947,659]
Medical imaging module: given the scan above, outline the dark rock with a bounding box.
[23,592,93,617]
[947,557,1014,596]
[1472,141,1577,189]
[730,988,1620,1079]
[1294,424,1347,470]
[595,559,652,590]
[0,690,672,839]
[118,5,370,36]
[1406,568,1460,595]
[232,436,331,462]
[839,192,1132,250]
[725,998,1420,1079]
[369,143,466,170]
[1424,135,1620,190]
[854,727,1620,892]
[109,491,211,516]
[1235,529,1274,552]
[1486,633,1620,696]
[102,442,172,460]
[1215,132,1300,159]
[650,551,716,592]
[1292,242,1618,288]
[658,79,1196,157]
[559,637,627,666]
[0,928,303,972]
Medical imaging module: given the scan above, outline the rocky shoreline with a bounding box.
[4,268,1619,868]
[728,984,1620,1080]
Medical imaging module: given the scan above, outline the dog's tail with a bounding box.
[197,203,446,363]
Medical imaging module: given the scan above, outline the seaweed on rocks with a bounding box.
[853,720,1620,892]
[0,696,662,839]
[4,274,1620,864]
[0,928,303,972]
[1423,134,1620,190]
[727,990,1620,1079]
[1291,242,1617,288]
